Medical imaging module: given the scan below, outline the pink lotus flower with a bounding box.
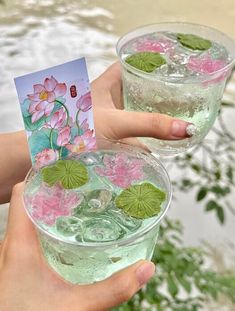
[57,126,71,146]
[35,148,58,169]
[80,118,89,132]
[66,129,96,153]
[95,153,145,188]
[187,55,226,74]
[136,38,174,53]
[49,108,66,129]
[76,91,92,112]
[30,184,82,225]
[187,55,229,85]
[28,76,67,123]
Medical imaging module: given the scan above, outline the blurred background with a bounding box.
[0,1,235,310]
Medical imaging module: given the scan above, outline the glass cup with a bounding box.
[116,22,235,156]
[23,139,171,284]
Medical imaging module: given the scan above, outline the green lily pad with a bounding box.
[177,33,212,50]
[41,159,89,189]
[115,182,166,219]
[125,52,166,73]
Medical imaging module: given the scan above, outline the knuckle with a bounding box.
[150,113,171,138]
[150,113,161,131]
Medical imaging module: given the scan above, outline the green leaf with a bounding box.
[177,276,192,293]
[115,182,166,219]
[41,159,89,189]
[196,187,208,201]
[226,166,234,183]
[205,200,217,211]
[23,114,47,131]
[167,275,179,297]
[216,205,225,224]
[177,33,212,50]
[210,185,230,196]
[28,128,51,161]
[125,52,166,73]
[21,98,31,117]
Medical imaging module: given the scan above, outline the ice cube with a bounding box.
[81,189,113,215]
[107,209,142,232]
[82,217,125,242]
[56,216,83,237]
[79,152,101,166]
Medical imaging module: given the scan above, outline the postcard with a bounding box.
[14,58,96,167]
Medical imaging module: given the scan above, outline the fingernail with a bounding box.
[136,262,155,287]
[171,120,196,137]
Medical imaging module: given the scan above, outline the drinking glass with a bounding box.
[116,22,235,155]
[23,139,171,284]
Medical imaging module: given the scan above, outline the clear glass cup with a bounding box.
[116,22,235,156]
[23,139,172,284]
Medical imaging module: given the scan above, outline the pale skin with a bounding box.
[0,63,190,311]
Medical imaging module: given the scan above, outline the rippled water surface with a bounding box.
[0,0,235,289]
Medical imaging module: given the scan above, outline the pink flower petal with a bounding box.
[28,93,40,101]
[76,92,92,112]
[31,110,45,123]
[80,119,89,132]
[54,83,67,97]
[44,103,55,116]
[44,76,58,92]
[33,84,45,93]
[29,101,40,113]
[95,152,145,188]
[36,100,48,111]
[47,91,56,103]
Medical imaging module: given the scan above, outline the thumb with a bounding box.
[78,260,155,311]
[100,109,194,140]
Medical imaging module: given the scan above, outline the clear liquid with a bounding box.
[120,31,230,155]
[24,149,169,283]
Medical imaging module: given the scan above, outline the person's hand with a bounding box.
[0,62,191,203]
[0,183,155,311]
[92,62,191,144]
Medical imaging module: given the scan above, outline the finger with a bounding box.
[91,62,124,109]
[101,109,194,140]
[75,260,155,310]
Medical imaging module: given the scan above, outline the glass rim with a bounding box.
[23,139,172,249]
[116,21,235,84]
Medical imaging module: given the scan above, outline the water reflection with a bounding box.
[0,0,116,131]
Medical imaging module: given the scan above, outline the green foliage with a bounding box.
[113,218,235,311]
[172,101,235,223]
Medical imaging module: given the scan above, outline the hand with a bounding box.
[0,183,155,311]
[0,62,190,203]
[92,62,190,143]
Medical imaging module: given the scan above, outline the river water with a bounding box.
[0,0,235,303]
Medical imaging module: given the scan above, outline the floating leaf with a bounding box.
[125,52,166,73]
[41,159,89,189]
[177,33,212,50]
[115,182,166,219]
